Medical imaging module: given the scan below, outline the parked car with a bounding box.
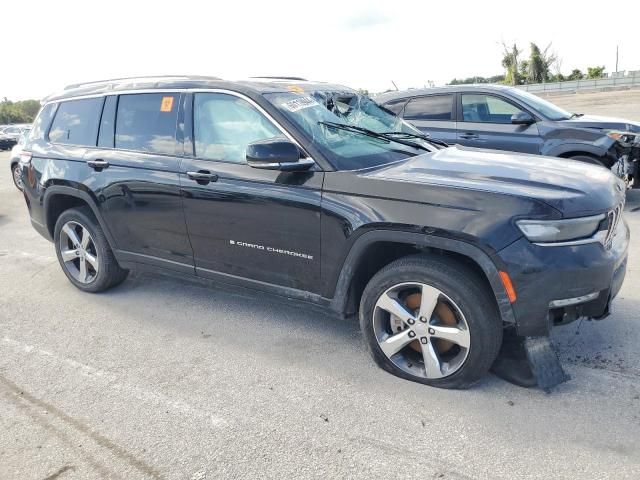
[376,85,640,187]
[0,124,31,150]
[19,76,628,389]
[9,128,31,190]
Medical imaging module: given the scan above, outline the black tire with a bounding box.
[53,206,128,292]
[11,163,23,191]
[359,254,502,389]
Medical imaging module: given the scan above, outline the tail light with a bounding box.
[20,151,32,164]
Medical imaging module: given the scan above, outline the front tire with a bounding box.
[359,254,502,389]
[54,207,128,292]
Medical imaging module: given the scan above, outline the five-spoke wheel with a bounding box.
[54,206,128,292]
[360,254,502,389]
[373,282,470,380]
[59,221,99,284]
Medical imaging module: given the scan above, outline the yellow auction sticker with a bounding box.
[160,96,174,112]
[287,85,304,93]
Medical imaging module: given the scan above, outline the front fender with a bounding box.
[329,230,516,325]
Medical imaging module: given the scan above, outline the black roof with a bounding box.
[44,75,355,102]
[375,84,516,104]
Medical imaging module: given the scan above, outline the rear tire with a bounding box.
[359,254,502,389]
[12,163,23,191]
[54,206,128,293]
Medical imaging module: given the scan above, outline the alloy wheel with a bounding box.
[373,282,470,379]
[13,165,23,190]
[58,221,99,284]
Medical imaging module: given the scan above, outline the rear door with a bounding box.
[456,93,542,153]
[83,92,194,273]
[179,91,323,293]
[401,94,457,144]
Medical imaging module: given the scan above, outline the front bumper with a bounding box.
[496,218,629,337]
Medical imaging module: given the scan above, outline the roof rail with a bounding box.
[250,76,308,81]
[64,75,222,90]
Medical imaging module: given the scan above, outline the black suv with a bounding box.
[376,85,640,187]
[19,76,629,389]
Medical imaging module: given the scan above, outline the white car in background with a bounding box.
[10,128,30,191]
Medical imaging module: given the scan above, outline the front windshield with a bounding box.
[509,89,572,121]
[264,90,433,170]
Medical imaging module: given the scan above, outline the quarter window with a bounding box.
[194,93,281,163]
[403,95,453,121]
[48,98,103,146]
[115,93,179,154]
[461,94,523,123]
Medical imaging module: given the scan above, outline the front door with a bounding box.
[456,93,542,154]
[179,91,323,293]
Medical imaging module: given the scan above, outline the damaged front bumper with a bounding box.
[609,135,640,188]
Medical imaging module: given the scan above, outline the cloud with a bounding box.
[343,9,390,30]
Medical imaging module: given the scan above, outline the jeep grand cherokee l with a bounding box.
[376,85,640,187]
[18,76,629,389]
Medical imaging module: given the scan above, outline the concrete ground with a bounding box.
[1,149,639,480]
[537,88,640,122]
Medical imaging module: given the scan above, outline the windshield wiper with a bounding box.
[569,113,584,119]
[379,131,449,148]
[318,121,430,151]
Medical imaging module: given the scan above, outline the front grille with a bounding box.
[604,201,624,249]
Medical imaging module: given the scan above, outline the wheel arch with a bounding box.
[542,141,608,159]
[329,230,516,325]
[43,186,117,248]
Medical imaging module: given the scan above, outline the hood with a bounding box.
[560,114,640,134]
[365,145,625,216]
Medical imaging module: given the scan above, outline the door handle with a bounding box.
[187,170,218,184]
[87,159,109,170]
[459,133,479,140]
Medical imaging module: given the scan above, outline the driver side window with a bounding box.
[194,93,281,163]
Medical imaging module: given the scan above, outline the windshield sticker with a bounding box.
[282,96,319,112]
[287,85,305,93]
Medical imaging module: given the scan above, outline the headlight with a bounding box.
[606,130,637,143]
[516,215,605,243]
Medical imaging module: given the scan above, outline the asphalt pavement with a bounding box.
[1,151,639,479]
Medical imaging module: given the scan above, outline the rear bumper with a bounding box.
[496,218,629,336]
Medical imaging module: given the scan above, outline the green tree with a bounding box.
[567,69,584,81]
[527,43,556,83]
[518,60,529,83]
[501,42,522,86]
[0,98,41,124]
[586,66,605,79]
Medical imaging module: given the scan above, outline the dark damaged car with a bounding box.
[376,85,640,187]
[18,76,629,389]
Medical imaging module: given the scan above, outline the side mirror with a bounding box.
[246,137,314,171]
[511,111,535,125]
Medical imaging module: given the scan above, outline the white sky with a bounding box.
[2,0,637,100]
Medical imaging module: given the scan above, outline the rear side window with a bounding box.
[115,93,179,154]
[48,98,103,146]
[404,95,453,121]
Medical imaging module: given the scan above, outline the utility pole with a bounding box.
[616,45,619,73]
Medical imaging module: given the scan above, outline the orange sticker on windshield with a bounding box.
[160,96,174,112]
[287,85,304,93]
